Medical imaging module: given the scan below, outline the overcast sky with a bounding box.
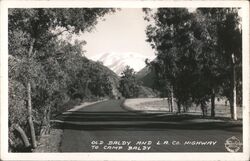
[81,8,155,59]
[73,8,242,59]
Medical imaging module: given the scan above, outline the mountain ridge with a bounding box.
[89,52,154,75]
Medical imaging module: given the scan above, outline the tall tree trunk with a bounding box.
[211,89,215,117]
[167,96,171,112]
[27,82,37,148]
[229,76,237,120]
[40,106,51,136]
[177,101,181,113]
[201,102,205,117]
[167,93,173,112]
[169,96,173,112]
[14,124,31,147]
[231,53,237,120]
[85,79,90,97]
[171,86,174,112]
[27,39,37,148]
[233,62,237,120]
[183,105,187,113]
[229,97,234,119]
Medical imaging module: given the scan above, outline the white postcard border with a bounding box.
[0,0,249,160]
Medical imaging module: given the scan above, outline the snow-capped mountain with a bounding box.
[90,52,154,75]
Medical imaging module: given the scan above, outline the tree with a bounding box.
[197,8,242,119]
[119,66,140,98]
[144,8,196,113]
[8,8,115,150]
[87,61,113,97]
[144,8,242,118]
[146,58,174,112]
[188,9,222,117]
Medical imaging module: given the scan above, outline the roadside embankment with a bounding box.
[122,98,242,126]
[122,98,242,119]
[35,99,107,152]
[122,98,169,112]
[34,129,63,152]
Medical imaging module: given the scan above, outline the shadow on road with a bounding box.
[53,111,242,132]
[55,122,242,132]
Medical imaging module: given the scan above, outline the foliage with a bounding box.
[195,8,242,117]
[119,66,140,98]
[144,8,242,116]
[8,8,116,151]
[144,8,195,112]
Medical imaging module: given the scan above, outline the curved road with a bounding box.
[57,100,242,152]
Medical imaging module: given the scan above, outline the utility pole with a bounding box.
[232,53,237,120]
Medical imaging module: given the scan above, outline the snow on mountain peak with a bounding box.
[89,52,153,75]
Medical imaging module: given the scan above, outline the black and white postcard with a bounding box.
[0,0,249,160]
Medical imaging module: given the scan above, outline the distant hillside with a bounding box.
[89,53,159,98]
[136,65,156,89]
[138,86,159,98]
[136,66,151,80]
[135,59,161,98]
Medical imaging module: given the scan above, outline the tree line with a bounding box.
[143,8,242,119]
[8,8,116,152]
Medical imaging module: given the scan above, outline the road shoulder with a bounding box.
[67,99,108,112]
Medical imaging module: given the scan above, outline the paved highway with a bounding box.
[57,100,242,152]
